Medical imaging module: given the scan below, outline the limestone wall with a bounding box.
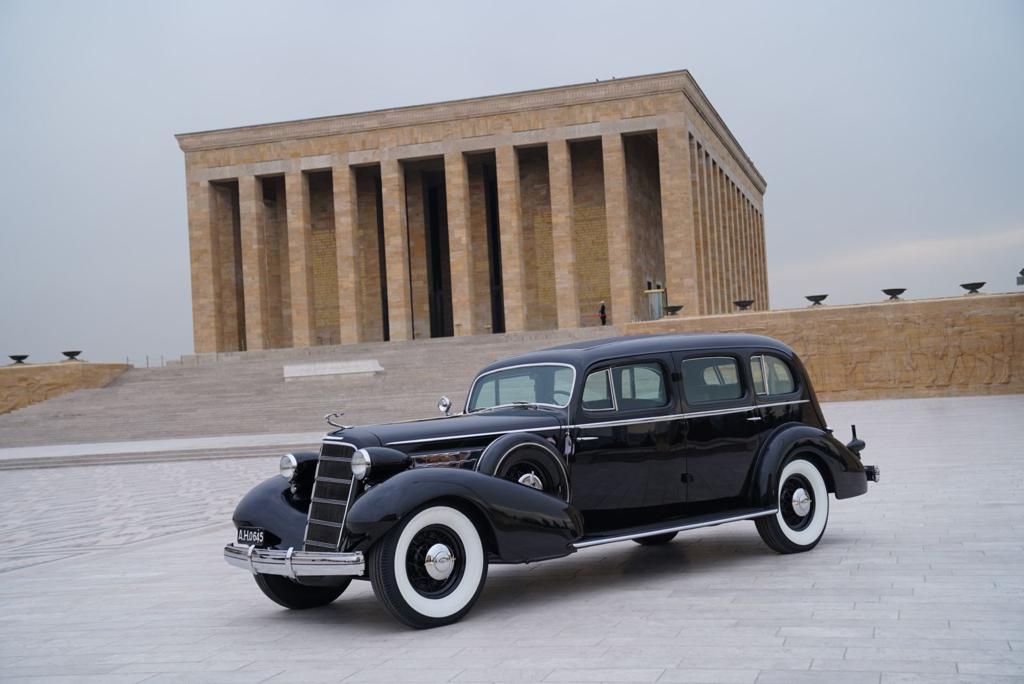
[0,363,129,415]
[626,293,1024,401]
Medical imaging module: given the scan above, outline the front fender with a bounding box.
[346,468,584,563]
[749,424,868,508]
[231,476,308,550]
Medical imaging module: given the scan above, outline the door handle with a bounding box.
[746,416,763,422]
[575,436,599,442]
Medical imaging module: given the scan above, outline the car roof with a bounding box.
[476,333,797,375]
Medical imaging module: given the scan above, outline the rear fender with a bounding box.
[750,424,868,507]
[346,467,584,562]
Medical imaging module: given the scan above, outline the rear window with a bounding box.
[681,356,743,404]
[751,355,796,396]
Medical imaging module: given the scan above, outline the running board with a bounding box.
[572,508,777,549]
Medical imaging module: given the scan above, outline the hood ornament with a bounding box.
[324,411,352,430]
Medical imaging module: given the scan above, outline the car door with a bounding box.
[749,351,808,443]
[675,352,762,515]
[569,356,686,533]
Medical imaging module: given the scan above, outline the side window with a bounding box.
[681,356,743,404]
[582,369,614,411]
[765,356,795,394]
[750,355,796,396]
[750,355,767,395]
[612,363,668,410]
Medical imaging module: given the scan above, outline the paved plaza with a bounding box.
[1,395,1022,683]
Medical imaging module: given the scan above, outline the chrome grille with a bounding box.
[303,443,356,551]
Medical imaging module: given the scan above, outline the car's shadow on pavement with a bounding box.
[263,531,862,633]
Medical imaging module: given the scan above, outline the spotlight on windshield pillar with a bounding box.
[806,294,828,306]
[959,282,985,295]
[882,288,906,301]
[734,299,753,311]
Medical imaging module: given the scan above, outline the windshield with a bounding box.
[467,364,576,412]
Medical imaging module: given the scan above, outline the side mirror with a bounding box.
[437,395,452,416]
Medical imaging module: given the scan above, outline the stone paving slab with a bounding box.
[0,395,1022,683]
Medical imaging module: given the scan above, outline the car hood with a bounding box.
[331,409,564,449]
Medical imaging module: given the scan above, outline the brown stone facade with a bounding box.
[177,70,768,352]
[0,363,128,415]
[627,293,1024,402]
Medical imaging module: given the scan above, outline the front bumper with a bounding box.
[223,543,364,578]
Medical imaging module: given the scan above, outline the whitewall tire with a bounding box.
[756,457,829,553]
[370,505,488,628]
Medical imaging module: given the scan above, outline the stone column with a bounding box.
[718,167,734,308]
[547,139,580,328]
[445,151,477,336]
[657,126,701,316]
[757,210,769,309]
[697,153,715,314]
[285,170,315,347]
[495,145,527,332]
[186,178,221,353]
[707,160,724,313]
[238,175,270,350]
[380,158,413,341]
[333,164,363,344]
[602,132,633,324]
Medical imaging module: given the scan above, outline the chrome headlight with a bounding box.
[279,453,298,481]
[351,448,371,480]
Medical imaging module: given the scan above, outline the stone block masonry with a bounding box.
[177,70,767,351]
[0,362,128,414]
[627,292,1024,401]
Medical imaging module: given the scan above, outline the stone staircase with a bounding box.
[0,326,619,447]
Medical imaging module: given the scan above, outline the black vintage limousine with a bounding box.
[224,333,878,628]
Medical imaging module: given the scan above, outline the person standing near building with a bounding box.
[599,301,607,326]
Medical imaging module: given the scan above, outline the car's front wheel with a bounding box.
[756,457,829,553]
[370,505,488,629]
[254,573,350,609]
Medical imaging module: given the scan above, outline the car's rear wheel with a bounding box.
[370,505,488,629]
[756,457,829,553]
[254,573,350,609]
[633,532,678,546]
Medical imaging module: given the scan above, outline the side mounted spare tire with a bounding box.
[475,433,569,501]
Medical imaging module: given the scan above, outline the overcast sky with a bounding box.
[1,0,1021,363]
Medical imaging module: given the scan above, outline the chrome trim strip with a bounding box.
[572,509,778,549]
[382,399,810,444]
[575,400,809,430]
[307,517,345,529]
[311,496,348,505]
[224,543,364,577]
[385,425,562,446]
[314,475,351,484]
[464,362,577,413]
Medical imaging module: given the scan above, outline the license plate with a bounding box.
[237,527,266,547]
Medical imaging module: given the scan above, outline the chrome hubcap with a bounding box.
[791,487,812,517]
[423,543,456,581]
[517,471,543,490]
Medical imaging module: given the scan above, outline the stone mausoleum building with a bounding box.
[176,70,768,353]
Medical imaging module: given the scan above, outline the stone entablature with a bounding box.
[626,293,1024,401]
[178,70,769,353]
